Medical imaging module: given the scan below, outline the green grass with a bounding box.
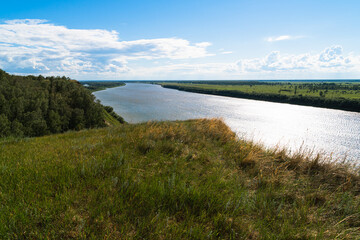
[161,82,360,112]
[0,119,359,239]
[102,109,122,126]
[163,83,360,100]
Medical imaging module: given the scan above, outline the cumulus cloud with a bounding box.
[0,20,359,80]
[266,35,304,42]
[108,46,360,80]
[228,46,358,74]
[0,19,212,76]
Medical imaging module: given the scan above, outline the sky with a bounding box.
[0,0,360,80]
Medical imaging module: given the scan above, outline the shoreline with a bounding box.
[161,84,360,113]
[81,81,126,92]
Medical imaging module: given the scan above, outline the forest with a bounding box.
[0,69,120,137]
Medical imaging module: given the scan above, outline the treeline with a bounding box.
[0,70,110,137]
[81,81,125,92]
[162,84,360,112]
[147,80,271,85]
[159,80,272,86]
[158,80,360,90]
[298,82,360,91]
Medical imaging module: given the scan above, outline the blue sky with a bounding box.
[0,0,360,80]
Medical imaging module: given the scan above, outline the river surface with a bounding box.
[94,83,360,163]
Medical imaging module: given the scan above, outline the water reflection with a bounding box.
[94,83,360,163]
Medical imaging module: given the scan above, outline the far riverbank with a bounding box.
[161,83,360,113]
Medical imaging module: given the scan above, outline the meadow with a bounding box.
[0,119,359,239]
[164,82,360,99]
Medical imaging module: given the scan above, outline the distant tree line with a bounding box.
[80,81,125,92]
[0,69,111,137]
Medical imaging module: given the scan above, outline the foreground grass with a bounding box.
[0,119,359,239]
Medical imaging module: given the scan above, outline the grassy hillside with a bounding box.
[0,119,359,239]
[102,109,122,126]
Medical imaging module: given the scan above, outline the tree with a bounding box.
[0,69,120,137]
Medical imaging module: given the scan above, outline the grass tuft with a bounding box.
[0,119,359,238]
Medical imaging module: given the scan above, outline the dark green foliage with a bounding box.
[0,114,10,136]
[0,69,106,137]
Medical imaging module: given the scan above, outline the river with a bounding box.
[94,83,360,163]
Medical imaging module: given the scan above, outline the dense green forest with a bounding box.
[0,69,121,137]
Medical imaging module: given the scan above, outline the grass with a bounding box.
[162,83,360,100]
[0,119,359,239]
[161,82,360,112]
[102,109,122,126]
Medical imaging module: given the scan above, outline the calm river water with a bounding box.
[94,83,360,163]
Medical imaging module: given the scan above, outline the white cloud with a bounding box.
[218,48,232,54]
[5,19,48,25]
[266,35,304,42]
[221,51,233,55]
[0,19,359,80]
[132,46,360,80]
[226,45,360,76]
[0,19,212,76]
